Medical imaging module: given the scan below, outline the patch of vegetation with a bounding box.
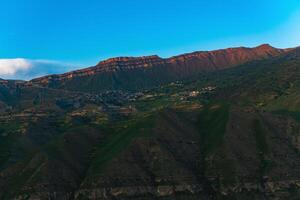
[273,110,300,123]
[253,119,268,155]
[197,103,236,187]
[85,113,155,178]
[133,94,175,112]
[253,119,273,180]
[216,156,237,186]
[198,102,230,155]
[0,122,22,167]
[1,154,46,200]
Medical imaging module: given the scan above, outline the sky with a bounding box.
[1,0,300,80]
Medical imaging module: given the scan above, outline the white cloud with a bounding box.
[0,58,81,80]
[0,58,32,76]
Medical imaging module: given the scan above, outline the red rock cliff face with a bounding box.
[166,44,284,71]
[31,56,166,85]
[31,44,285,87]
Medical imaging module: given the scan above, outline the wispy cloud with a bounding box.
[0,58,81,80]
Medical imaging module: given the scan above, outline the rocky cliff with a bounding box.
[30,44,285,91]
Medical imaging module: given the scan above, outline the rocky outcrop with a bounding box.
[73,180,300,200]
[31,56,166,85]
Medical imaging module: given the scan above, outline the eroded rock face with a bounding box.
[167,44,284,70]
[30,44,285,90]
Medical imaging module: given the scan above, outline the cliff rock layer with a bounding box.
[30,44,285,92]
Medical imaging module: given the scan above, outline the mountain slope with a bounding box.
[189,46,300,113]
[0,44,300,200]
[30,44,286,92]
[1,104,300,200]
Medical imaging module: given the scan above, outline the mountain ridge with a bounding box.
[29,44,286,90]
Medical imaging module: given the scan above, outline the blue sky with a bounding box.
[1,0,300,79]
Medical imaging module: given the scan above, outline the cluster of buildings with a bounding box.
[178,86,217,101]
